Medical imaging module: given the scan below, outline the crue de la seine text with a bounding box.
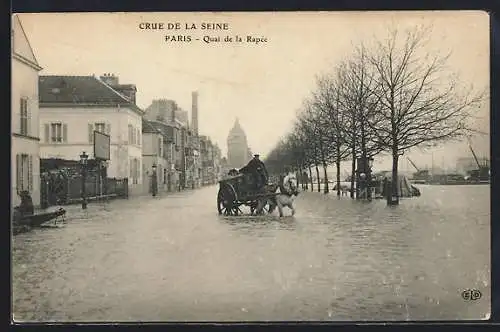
[138,22,269,45]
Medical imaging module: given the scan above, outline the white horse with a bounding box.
[267,174,299,217]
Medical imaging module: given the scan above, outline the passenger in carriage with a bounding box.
[239,154,269,190]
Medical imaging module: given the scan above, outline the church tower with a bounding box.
[227,118,251,169]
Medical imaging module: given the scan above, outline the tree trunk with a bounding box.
[323,163,329,194]
[336,158,341,197]
[388,151,400,205]
[315,164,321,192]
[350,156,356,199]
[296,165,301,189]
[358,121,366,200]
[308,166,313,191]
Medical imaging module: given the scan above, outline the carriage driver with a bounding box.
[239,154,269,190]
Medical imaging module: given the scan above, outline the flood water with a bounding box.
[12,184,490,322]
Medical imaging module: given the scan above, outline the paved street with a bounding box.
[12,185,490,322]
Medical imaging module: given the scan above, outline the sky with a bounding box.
[18,11,490,172]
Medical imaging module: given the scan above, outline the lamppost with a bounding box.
[151,163,158,197]
[79,151,89,209]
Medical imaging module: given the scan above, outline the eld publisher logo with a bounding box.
[461,289,482,301]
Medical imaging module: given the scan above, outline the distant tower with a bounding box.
[227,118,251,169]
[191,91,199,135]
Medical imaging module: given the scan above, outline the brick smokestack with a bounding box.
[191,91,198,135]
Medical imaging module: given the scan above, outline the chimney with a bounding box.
[157,100,166,122]
[100,73,119,86]
[171,101,177,124]
[191,91,199,135]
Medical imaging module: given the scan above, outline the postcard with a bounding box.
[11,11,490,322]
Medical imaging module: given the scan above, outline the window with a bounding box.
[95,122,106,134]
[163,168,167,184]
[127,126,140,146]
[128,124,135,145]
[44,123,67,143]
[89,122,110,143]
[129,157,140,184]
[158,137,162,156]
[51,123,62,142]
[20,98,28,135]
[16,154,33,193]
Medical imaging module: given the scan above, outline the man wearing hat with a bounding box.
[239,154,269,190]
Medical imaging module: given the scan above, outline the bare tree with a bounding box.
[364,25,485,205]
[312,71,351,196]
[296,109,323,192]
[338,48,386,198]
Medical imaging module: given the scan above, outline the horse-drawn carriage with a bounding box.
[217,172,278,216]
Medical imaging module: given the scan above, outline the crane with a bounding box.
[468,142,481,169]
[406,157,429,183]
[466,138,490,182]
[407,157,420,172]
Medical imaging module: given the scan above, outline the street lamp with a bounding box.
[152,163,158,197]
[79,151,89,209]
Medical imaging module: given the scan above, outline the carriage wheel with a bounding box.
[217,184,238,216]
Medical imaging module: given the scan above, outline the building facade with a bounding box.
[142,119,179,193]
[200,136,221,185]
[11,15,43,208]
[38,74,144,195]
[227,118,252,169]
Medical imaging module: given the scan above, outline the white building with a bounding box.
[39,74,145,195]
[11,15,43,208]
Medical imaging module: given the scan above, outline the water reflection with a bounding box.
[220,214,298,234]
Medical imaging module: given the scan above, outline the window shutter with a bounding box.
[137,129,140,145]
[44,124,50,143]
[16,154,20,193]
[63,124,68,143]
[88,124,94,143]
[28,155,33,192]
[137,159,140,181]
[106,123,111,136]
[27,100,31,136]
[129,158,133,178]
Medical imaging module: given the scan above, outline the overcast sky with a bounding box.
[18,11,489,172]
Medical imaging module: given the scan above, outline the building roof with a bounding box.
[142,119,161,134]
[142,119,177,142]
[12,15,41,70]
[39,75,144,114]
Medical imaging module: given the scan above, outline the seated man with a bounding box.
[13,190,34,223]
[239,154,269,190]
